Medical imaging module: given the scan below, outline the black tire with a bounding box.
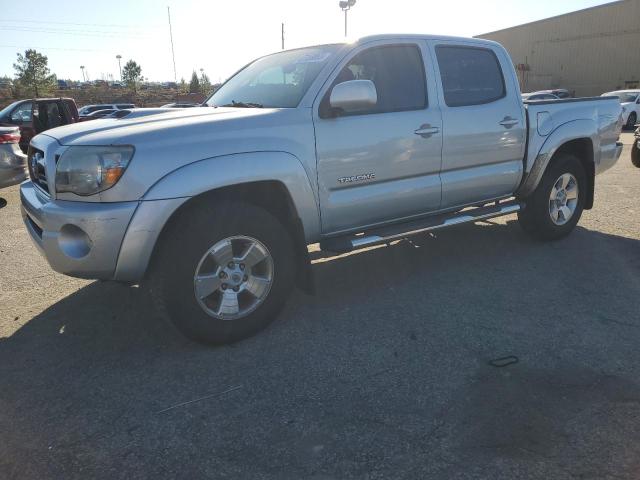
[148,200,295,345]
[626,113,637,131]
[632,139,640,168]
[518,154,586,241]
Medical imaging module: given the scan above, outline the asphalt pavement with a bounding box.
[1,134,639,479]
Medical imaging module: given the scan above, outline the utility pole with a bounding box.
[80,65,85,82]
[281,23,285,50]
[116,55,122,81]
[167,6,177,82]
[339,0,356,37]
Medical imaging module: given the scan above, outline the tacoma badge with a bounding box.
[338,173,376,184]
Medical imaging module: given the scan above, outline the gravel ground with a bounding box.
[1,134,639,479]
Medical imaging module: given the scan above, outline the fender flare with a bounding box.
[143,150,320,240]
[114,151,320,283]
[517,119,598,198]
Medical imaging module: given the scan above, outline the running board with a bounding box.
[320,200,523,253]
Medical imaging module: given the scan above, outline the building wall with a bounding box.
[477,0,640,96]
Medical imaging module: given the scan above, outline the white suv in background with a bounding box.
[602,90,640,129]
[77,103,135,118]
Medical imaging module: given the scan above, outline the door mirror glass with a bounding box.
[329,80,377,113]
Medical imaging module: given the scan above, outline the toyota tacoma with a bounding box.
[20,35,623,344]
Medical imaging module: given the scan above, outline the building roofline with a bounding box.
[475,0,624,37]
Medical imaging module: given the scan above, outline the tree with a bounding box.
[122,60,142,92]
[13,49,56,97]
[200,71,212,95]
[189,71,200,94]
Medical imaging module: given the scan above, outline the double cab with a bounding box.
[20,35,623,344]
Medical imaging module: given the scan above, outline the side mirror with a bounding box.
[329,79,377,114]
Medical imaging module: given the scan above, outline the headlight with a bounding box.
[55,145,134,196]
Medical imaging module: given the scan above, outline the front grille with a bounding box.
[27,146,49,193]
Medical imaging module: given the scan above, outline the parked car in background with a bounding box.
[536,88,572,99]
[20,34,623,345]
[602,90,640,130]
[522,92,560,101]
[0,98,78,153]
[161,102,200,108]
[0,125,27,189]
[78,103,135,119]
[79,109,118,121]
[57,80,69,90]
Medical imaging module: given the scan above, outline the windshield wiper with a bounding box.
[218,100,264,108]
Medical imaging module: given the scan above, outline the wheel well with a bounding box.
[147,181,314,293]
[551,138,595,209]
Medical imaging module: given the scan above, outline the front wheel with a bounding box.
[626,113,637,131]
[148,200,295,345]
[518,154,586,241]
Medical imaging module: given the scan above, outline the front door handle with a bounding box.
[499,116,519,128]
[414,124,440,138]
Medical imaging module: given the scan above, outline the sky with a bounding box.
[0,0,615,83]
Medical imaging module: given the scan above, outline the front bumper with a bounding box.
[20,181,188,282]
[20,181,139,280]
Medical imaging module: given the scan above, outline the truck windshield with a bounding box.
[206,45,339,108]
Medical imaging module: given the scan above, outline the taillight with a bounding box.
[0,133,20,144]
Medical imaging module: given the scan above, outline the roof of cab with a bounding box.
[355,33,501,48]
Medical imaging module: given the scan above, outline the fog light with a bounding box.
[58,224,92,258]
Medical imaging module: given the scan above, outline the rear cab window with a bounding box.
[435,45,506,107]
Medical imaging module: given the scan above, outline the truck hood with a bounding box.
[43,106,278,146]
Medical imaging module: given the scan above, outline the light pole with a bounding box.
[339,0,356,38]
[80,65,85,82]
[116,55,122,81]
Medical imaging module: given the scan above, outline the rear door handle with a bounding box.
[414,125,440,138]
[499,116,519,128]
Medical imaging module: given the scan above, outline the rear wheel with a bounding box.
[518,154,586,241]
[149,200,295,345]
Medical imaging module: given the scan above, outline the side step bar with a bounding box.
[320,200,523,253]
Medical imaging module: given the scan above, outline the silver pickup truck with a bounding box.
[20,34,623,344]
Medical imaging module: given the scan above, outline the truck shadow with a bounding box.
[2,220,640,478]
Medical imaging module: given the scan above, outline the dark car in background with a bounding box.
[521,92,560,101]
[537,88,572,99]
[0,125,27,189]
[0,98,79,153]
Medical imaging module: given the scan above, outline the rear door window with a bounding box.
[435,45,506,107]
